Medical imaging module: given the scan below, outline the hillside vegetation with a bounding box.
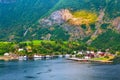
[0,0,120,52]
[69,10,97,26]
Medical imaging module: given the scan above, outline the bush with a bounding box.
[113,56,120,64]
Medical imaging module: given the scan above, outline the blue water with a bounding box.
[0,59,120,80]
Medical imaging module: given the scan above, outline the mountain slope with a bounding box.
[0,0,120,43]
[0,0,59,41]
[91,29,120,53]
[48,0,120,19]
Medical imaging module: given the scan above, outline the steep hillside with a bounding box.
[0,0,59,41]
[0,0,58,27]
[0,0,120,43]
[49,0,120,18]
[91,29,120,53]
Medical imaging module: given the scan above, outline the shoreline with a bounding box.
[0,56,18,61]
[68,58,113,64]
[0,56,113,64]
[0,55,64,61]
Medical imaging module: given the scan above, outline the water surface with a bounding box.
[0,59,120,80]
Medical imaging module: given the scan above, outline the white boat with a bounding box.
[34,55,42,58]
[72,55,76,58]
[46,55,51,59]
[65,54,70,58]
[34,55,42,60]
[59,55,63,58]
[18,56,27,60]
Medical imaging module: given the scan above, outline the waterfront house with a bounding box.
[86,53,95,58]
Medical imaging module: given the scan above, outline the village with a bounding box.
[0,47,115,63]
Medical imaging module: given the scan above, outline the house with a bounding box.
[18,48,24,52]
[73,51,77,54]
[97,51,105,57]
[84,56,90,59]
[86,53,95,58]
[90,51,94,54]
[77,51,83,55]
[86,51,90,54]
[4,53,10,56]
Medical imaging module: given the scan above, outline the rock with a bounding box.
[113,17,120,32]
[61,24,85,40]
[39,9,73,26]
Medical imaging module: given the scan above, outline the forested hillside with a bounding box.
[0,0,59,41]
[0,0,120,50]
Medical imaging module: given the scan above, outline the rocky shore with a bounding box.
[0,56,18,61]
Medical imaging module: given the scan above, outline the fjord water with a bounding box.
[0,59,120,80]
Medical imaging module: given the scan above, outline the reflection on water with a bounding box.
[0,59,120,80]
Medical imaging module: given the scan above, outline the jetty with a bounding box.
[68,58,113,64]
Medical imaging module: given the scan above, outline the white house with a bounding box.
[86,51,90,54]
[90,51,94,54]
[78,51,83,54]
[97,51,102,54]
[74,51,77,54]
[18,48,24,52]
[4,53,9,56]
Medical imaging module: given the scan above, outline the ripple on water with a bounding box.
[24,76,37,79]
[36,69,52,75]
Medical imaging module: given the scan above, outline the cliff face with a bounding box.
[39,9,86,40]
[113,17,120,32]
[40,9,73,26]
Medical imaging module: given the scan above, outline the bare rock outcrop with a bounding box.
[113,17,120,32]
[39,9,73,26]
[39,9,86,41]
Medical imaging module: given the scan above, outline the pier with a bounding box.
[68,58,113,64]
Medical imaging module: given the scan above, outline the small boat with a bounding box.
[18,56,27,61]
[65,54,70,58]
[59,55,63,58]
[46,55,51,59]
[34,55,42,60]
[72,55,76,58]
